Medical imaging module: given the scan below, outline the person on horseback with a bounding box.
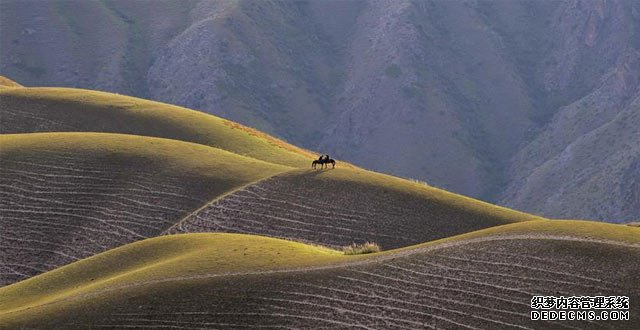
[312,154,336,169]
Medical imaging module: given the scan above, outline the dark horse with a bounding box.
[312,157,336,169]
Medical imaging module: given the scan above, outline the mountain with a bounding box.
[2,1,640,220]
[500,43,640,223]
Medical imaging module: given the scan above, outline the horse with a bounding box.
[312,157,336,169]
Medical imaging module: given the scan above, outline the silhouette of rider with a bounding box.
[318,154,325,162]
[324,155,330,161]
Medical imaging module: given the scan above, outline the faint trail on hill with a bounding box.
[19,234,638,329]
[166,171,532,249]
[7,234,638,312]
[0,147,252,286]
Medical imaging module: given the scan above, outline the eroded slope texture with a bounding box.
[0,137,281,286]
[14,235,640,329]
[168,170,535,250]
[501,78,640,223]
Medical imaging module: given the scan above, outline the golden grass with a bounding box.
[1,219,637,326]
[0,234,346,319]
[2,84,637,327]
[0,132,291,184]
[385,219,640,257]
[0,76,22,88]
[222,120,317,160]
[0,87,316,167]
[290,167,545,224]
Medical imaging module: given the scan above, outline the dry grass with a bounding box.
[0,76,22,88]
[342,242,381,255]
[223,120,317,159]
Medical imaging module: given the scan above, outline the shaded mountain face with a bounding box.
[2,0,640,221]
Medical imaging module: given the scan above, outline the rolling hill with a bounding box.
[0,86,542,287]
[3,0,640,224]
[0,132,289,285]
[0,86,314,168]
[1,221,638,329]
[0,83,638,328]
[0,76,21,89]
[169,168,540,250]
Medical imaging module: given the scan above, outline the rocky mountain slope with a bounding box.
[2,0,640,221]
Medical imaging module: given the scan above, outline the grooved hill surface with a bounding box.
[0,133,287,286]
[0,87,314,168]
[2,223,638,329]
[120,239,637,329]
[168,169,542,249]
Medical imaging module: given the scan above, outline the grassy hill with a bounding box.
[0,130,541,286]
[0,87,315,168]
[1,220,638,328]
[0,76,21,88]
[1,83,638,328]
[0,83,541,289]
[170,168,542,249]
[0,132,289,285]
